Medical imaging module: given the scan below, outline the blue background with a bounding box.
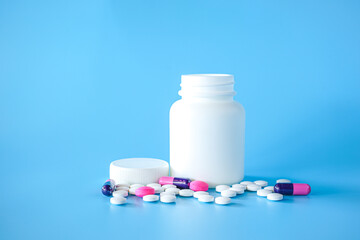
[1,0,360,239]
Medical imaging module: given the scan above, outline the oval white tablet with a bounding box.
[165,188,180,195]
[179,189,194,197]
[264,186,274,192]
[160,195,176,203]
[232,184,246,191]
[240,181,252,186]
[116,186,129,191]
[130,184,144,189]
[267,193,283,201]
[110,197,127,205]
[153,186,164,194]
[160,192,175,197]
[230,187,244,195]
[147,183,161,188]
[193,191,209,198]
[143,194,159,202]
[276,179,291,183]
[247,184,261,191]
[198,195,214,203]
[215,197,231,205]
[221,189,236,198]
[113,190,128,198]
[254,180,268,187]
[216,185,230,192]
[162,184,177,189]
[257,189,272,197]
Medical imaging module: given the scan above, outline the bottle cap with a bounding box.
[110,158,169,185]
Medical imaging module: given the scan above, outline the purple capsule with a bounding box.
[102,179,116,196]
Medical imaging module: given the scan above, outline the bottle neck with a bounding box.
[178,74,236,101]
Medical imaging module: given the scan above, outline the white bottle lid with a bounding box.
[110,158,169,185]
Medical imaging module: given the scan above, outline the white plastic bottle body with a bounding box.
[169,74,245,188]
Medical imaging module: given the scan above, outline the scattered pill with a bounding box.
[110,197,127,205]
[113,190,128,198]
[129,188,136,195]
[215,196,231,205]
[198,195,215,203]
[102,179,116,196]
[264,186,274,192]
[162,184,177,189]
[143,194,160,202]
[221,189,237,198]
[116,186,129,191]
[159,176,191,189]
[216,185,230,192]
[254,180,268,187]
[274,183,311,195]
[230,187,244,195]
[190,181,209,192]
[193,191,209,198]
[153,186,164,194]
[130,184,144,189]
[147,183,161,188]
[246,184,261,191]
[257,189,272,197]
[267,193,283,201]
[240,181,253,186]
[179,189,194,197]
[160,195,176,203]
[165,188,180,195]
[276,179,291,183]
[116,183,130,188]
[232,184,246,191]
[160,192,175,197]
[135,186,155,197]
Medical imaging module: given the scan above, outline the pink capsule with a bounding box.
[135,186,155,197]
[189,181,209,192]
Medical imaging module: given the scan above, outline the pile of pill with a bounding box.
[102,177,311,206]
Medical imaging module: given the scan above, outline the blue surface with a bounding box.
[1,0,360,239]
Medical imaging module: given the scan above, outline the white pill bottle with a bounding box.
[170,74,245,188]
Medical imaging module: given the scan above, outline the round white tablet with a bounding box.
[254,180,268,187]
[221,189,236,198]
[130,184,144,189]
[160,192,175,197]
[276,179,291,183]
[198,195,214,203]
[240,181,253,186]
[215,197,231,205]
[229,187,244,195]
[113,190,128,198]
[162,184,177,189]
[193,191,209,198]
[147,183,161,188]
[153,186,164,194]
[257,189,272,197]
[264,186,274,192]
[179,189,194,197]
[128,188,136,195]
[165,188,180,195]
[232,184,246,191]
[216,185,230,192]
[267,193,283,201]
[247,184,261,191]
[116,186,129,191]
[110,197,127,205]
[160,195,176,203]
[143,194,159,202]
